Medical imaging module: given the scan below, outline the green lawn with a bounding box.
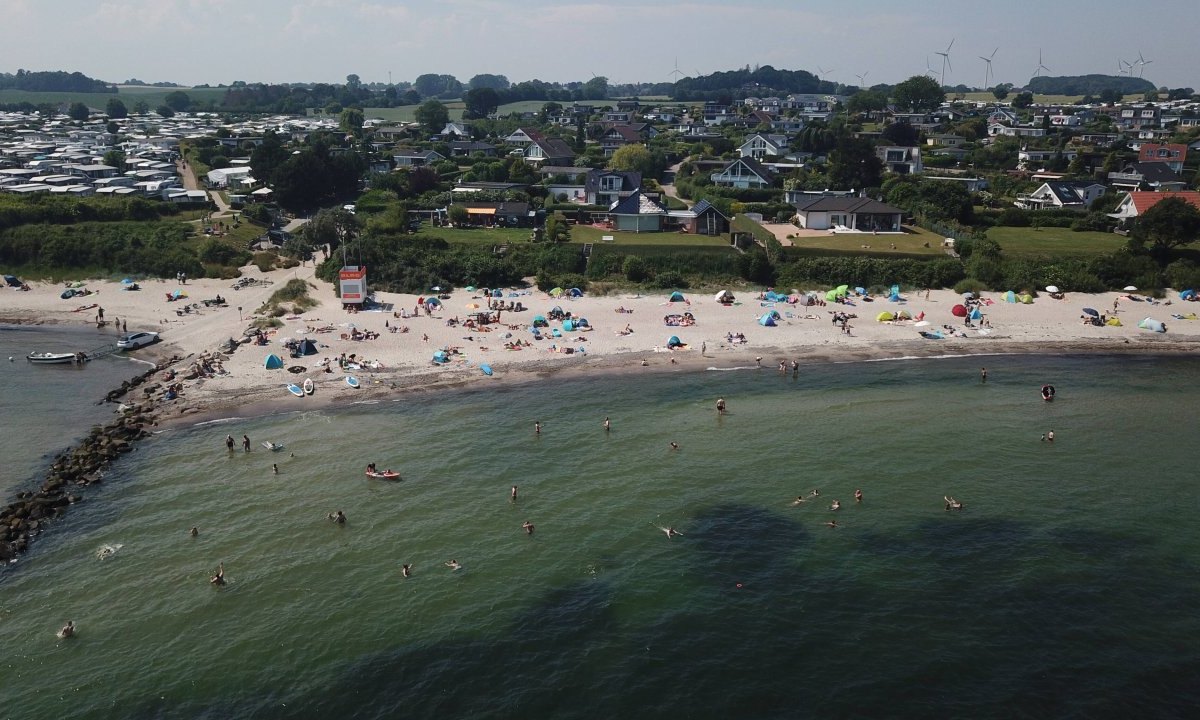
[418,223,727,247]
[417,226,530,245]
[986,226,1126,258]
[787,226,945,256]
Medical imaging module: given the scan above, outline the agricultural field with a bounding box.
[986,226,1126,258]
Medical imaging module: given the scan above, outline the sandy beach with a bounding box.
[5,263,1200,423]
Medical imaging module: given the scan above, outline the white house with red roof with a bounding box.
[1108,191,1200,223]
[1136,143,1188,172]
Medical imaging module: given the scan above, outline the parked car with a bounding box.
[117,331,160,350]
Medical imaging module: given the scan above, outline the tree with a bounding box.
[1131,197,1200,259]
[892,75,944,112]
[992,86,1009,101]
[608,144,653,174]
[414,100,450,135]
[105,97,128,118]
[1011,92,1034,109]
[414,73,462,99]
[67,102,89,121]
[463,87,500,119]
[339,107,365,137]
[468,74,510,90]
[881,121,920,147]
[544,214,572,243]
[102,150,126,172]
[155,105,175,118]
[827,136,883,190]
[846,90,888,116]
[132,100,149,115]
[345,73,361,90]
[582,76,609,100]
[302,208,361,254]
[164,90,192,112]
[106,120,119,135]
[448,205,470,226]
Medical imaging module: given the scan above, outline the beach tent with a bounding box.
[667,335,684,348]
[1181,289,1196,300]
[895,310,912,320]
[951,304,968,317]
[295,338,319,356]
[432,350,450,363]
[549,287,564,297]
[668,291,687,302]
[876,311,895,322]
[764,291,787,302]
[532,315,548,327]
[425,297,441,307]
[171,289,183,300]
[576,317,590,327]
[568,288,583,297]
[1018,293,1034,304]
[836,284,850,297]
[1106,317,1123,326]
[824,289,841,302]
[562,319,576,332]
[762,309,781,320]
[1138,317,1166,333]
[758,314,777,327]
[1004,290,1016,303]
[855,287,867,296]
[264,354,284,369]
[714,290,735,304]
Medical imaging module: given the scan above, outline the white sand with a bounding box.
[5,263,1199,422]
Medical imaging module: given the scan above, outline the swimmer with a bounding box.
[825,520,838,528]
[444,559,461,570]
[242,435,250,453]
[944,496,964,510]
[669,441,679,451]
[272,463,278,475]
[809,489,820,498]
[534,421,541,435]
[522,521,535,535]
[980,367,988,383]
[657,526,682,539]
[511,485,518,501]
[58,621,76,639]
[189,526,198,537]
[210,563,225,585]
[327,510,346,524]
[1047,430,1055,442]
[225,435,234,451]
[1040,434,1046,442]
[792,496,806,505]
[854,489,863,503]
[401,564,412,578]
[830,500,841,511]
[603,417,611,432]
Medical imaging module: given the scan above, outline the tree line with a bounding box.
[0,69,113,93]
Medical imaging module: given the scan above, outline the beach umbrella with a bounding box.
[1045,285,1059,293]
[1082,307,1099,317]
[951,304,968,317]
[1123,286,1138,292]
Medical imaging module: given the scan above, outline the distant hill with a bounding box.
[671,66,838,101]
[1027,74,1154,96]
[0,69,114,94]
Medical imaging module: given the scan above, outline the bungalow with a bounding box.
[989,124,1046,138]
[504,128,538,146]
[446,140,497,157]
[710,157,775,189]
[439,122,471,139]
[877,146,923,175]
[1015,181,1107,211]
[1108,161,1187,192]
[599,125,646,156]
[926,134,966,148]
[1108,191,1200,224]
[585,169,641,206]
[1017,148,1078,169]
[608,189,665,232]
[205,166,253,187]
[923,176,990,192]
[792,196,904,232]
[987,108,1020,125]
[392,149,445,167]
[739,133,791,160]
[454,201,534,227]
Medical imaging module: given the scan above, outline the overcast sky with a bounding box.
[4,0,1196,90]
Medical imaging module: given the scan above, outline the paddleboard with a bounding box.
[303,378,315,395]
[480,364,493,376]
[287,383,304,397]
[366,470,401,480]
[346,375,360,388]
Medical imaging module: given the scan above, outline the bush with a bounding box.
[995,207,1031,227]
[202,263,243,280]
[953,278,988,295]
[251,251,278,272]
[1165,259,1200,291]
[623,255,649,282]
[653,271,687,289]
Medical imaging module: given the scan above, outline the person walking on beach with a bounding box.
[242,435,250,452]
[225,435,235,451]
[701,341,706,356]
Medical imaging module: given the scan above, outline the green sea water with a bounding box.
[1,350,1199,719]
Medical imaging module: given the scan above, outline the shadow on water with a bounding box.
[125,506,1200,720]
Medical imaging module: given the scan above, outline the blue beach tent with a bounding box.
[1181,289,1196,300]
[569,288,583,297]
[667,335,683,348]
[669,291,686,302]
[264,354,284,369]
[759,314,777,327]
[1005,290,1017,303]
[432,350,450,363]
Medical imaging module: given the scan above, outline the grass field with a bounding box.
[787,225,946,257]
[986,226,1125,258]
[0,86,227,110]
[418,223,727,247]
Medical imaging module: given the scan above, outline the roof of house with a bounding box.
[446,140,496,152]
[1040,181,1102,205]
[601,125,644,144]
[530,134,575,160]
[609,189,665,215]
[792,196,905,214]
[585,169,641,195]
[1138,143,1187,161]
[690,199,727,218]
[456,201,531,214]
[1125,161,1183,183]
[718,156,776,181]
[1123,191,1200,215]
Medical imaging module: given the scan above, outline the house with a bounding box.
[702,103,733,126]
[1049,114,1085,127]
[877,146,923,175]
[446,140,497,157]
[739,134,791,160]
[205,166,253,187]
[1108,161,1187,192]
[585,169,641,206]
[709,157,775,189]
[505,128,538,145]
[598,124,647,156]
[1015,181,1107,211]
[1137,143,1187,172]
[665,199,730,236]
[926,134,966,148]
[523,130,576,166]
[792,196,904,232]
[392,149,445,167]
[608,189,666,232]
[439,122,471,139]
[923,176,990,192]
[1118,105,1161,130]
[1108,191,1200,224]
[989,124,1046,138]
[1017,148,1079,169]
[454,201,534,227]
[987,108,1020,125]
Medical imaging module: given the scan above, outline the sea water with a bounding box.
[1,351,1199,719]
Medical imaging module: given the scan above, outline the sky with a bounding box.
[3,0,1197,90]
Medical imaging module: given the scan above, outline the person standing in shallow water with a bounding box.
[980,367,988,383]
[242,435,250,452]
[716,398,726,415]
[225,435,235,451]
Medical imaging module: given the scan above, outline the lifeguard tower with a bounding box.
[339,265,367,309]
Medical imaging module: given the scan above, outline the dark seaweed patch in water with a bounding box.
[123,505,1200,720]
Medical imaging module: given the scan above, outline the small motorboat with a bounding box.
[287,383,304,397]
[27,352,83,364]
[345,375,360,388]
[262,441,284,452]
[366,470,401,480]
[303,378,315,395]
[1041,384,1056,402]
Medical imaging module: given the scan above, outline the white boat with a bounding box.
[27,352,83,365]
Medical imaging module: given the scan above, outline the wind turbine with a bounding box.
[979,48,998,89]
[924,56,938,81]
[817,65,836,86]
[669,57,684,83]
[1136,51,1153,78]
[935,38,954,87]
[855,71,869,87]
[1033,49,1049,79]
[1117,58,1129,77]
